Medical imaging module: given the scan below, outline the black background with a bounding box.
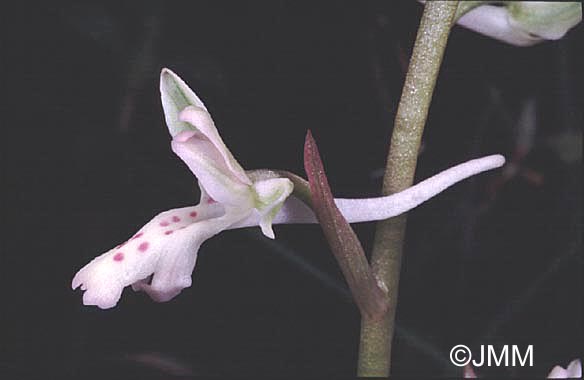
[2,1,582,378]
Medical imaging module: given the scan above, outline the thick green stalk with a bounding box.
[357,2,458,376]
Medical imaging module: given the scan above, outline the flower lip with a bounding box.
[71,202,230,309]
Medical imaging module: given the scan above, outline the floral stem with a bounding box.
[357,2,459,377]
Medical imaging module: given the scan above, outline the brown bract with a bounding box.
[304,130,388,319]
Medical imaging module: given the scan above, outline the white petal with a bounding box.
[179,106,251,185]
[197,179,216,204]
[457,5,540,46]
[252,177,294,239]
[160,70,250,186]
[508,2,582,41]
[565,359,582,378]
[171,130,253,207]
[72,202,227,309]
[160,68,208,137]
[548,365,569,378]
[131,210,249,302]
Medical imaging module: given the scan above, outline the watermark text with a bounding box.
[450,345,533,367]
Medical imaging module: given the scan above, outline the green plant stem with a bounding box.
[357,2,458,377]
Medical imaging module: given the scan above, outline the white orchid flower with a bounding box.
[72,68,505,309]
[547,359,582,379]
[456,2,582,46]
[72,69,294,309]
[466,358,581,378]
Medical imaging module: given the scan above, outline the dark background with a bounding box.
[2,1,582,378]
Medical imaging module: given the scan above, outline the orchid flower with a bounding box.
[72,68,505,309]
[418,1,582,46]
[464,358,582,378]
[547,359,582,379]
[455,2,582,46]
[72,70,294,309]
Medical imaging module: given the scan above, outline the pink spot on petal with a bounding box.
[172,216,181,223]
[131,232,144,240]
[138,242,149,252]
[189,211,198,218]
[159,221,170,227]
[113,252,124,262]
[164,230,174,235]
